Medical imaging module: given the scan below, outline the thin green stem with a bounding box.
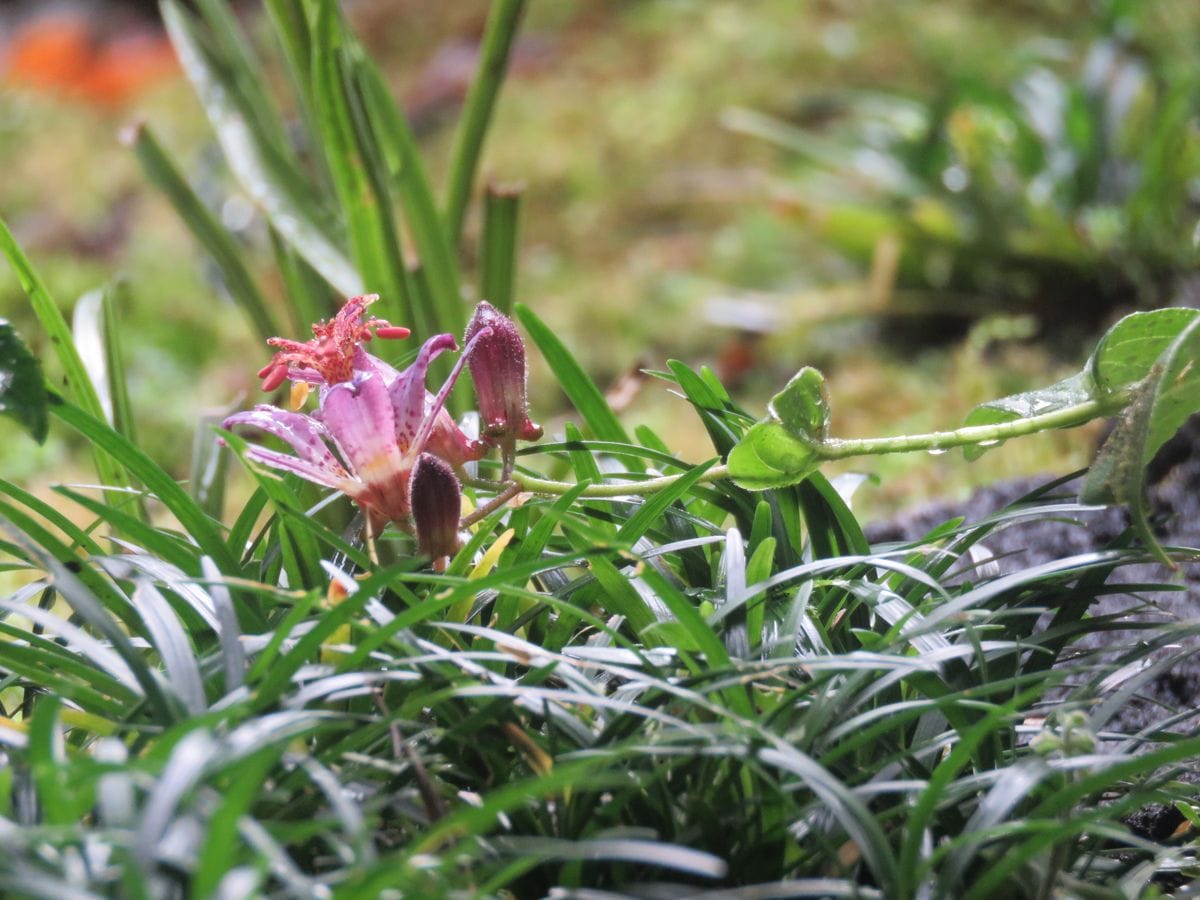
[465,391,1128,499]
[443,0,526,247]
[465,465,731,498]
[813,393,1127,459]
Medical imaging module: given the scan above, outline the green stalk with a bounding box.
[480,182,522,314]
[443,0,527,247]
[468,391,1128,499]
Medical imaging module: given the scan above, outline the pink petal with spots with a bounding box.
[224,406,346,474]
[389,333,459,451]
[241,445,358,493]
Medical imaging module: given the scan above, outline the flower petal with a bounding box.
[409,326,493,459]
[224,405,346,471]
[424,402,488,468]
[389,333,459,451]
[319,374,415,524]
[241,445,357,493]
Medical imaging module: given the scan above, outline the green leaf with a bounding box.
[516,304,628,443]
[1089,307,1200,392]
[0,217,129,491]
[768,366,831,441]
[310,3,409,327]
[162,0,360,297]
[443,0,527,247]
[960,371,1095,459]
[352,48,464,338]
[129,123,280,343]
[49,399,238,574]
[727,421,820,491]
[480,183,522,316]
[1083,313,1200,561]
[0,319,48,443]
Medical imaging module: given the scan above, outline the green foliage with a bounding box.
[731,11,1200,316]
[1,2,1200,895]
[0,321,47,444]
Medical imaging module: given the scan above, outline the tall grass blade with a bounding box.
[443,0,527,246]
[481,182,522,315]
[516,304,628,443]
[161,0,361,297]
[129,123,280,343]
[0,216,128,492]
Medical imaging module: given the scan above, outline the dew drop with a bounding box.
[927,448,948,456]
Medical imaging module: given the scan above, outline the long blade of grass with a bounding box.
[161,0,361,297]
[48,400,237,574]
[442,0,527,247]
[0,217,128,492]
[309,3,409,326]
[480,183,522,315]
[515,304,628,443]
[129,123,280,343]
[352,49,465,338]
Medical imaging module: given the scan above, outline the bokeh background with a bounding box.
[3,0,1199,517]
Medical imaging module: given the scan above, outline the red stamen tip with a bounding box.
[260,364,288,392]
[375,325,411,340]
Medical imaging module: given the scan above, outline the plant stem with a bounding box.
[813,393,1127,459]
[464,465,731,498]
[443,0,527,247]
[464,391,1128,499]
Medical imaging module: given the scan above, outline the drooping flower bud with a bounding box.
[464,302,542,473]
[409,453,463,569]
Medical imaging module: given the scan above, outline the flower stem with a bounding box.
[465,392,1127,498]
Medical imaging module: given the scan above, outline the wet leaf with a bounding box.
[0,320,48,444]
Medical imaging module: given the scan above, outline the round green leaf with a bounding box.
[768,366,831,441]
[728,421,820,491]
[1090,307,1200,393]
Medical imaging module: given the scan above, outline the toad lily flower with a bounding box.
[224,295,491,543]
[465,301,543,475]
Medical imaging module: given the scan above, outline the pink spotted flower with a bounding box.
[224,295,489,543]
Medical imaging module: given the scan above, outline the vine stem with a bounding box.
[463,392,1128,499]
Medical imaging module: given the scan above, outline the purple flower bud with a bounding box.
[465,303,543,460]
[409,453,462,567]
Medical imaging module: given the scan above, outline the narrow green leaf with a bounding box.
[100,285,137,444]
[49,399,237,573]
[28,695,70,826]
[129,123,280,343]
[190,411,229,520]
[0,319,48,443]
[0,217,127,489]
[310,3,408,326]
[352,49,465,338]
[193,0,293,150]
[516,304,628,443]
[162,0,361,297]
[480,182,522,316]
[443,0,527,246]
[616,460,715,546]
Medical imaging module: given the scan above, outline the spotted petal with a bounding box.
[390,333,459,452]
[238,445,357,492]
[224,405,345,474]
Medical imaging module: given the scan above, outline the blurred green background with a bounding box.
[2,0,1198,516]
